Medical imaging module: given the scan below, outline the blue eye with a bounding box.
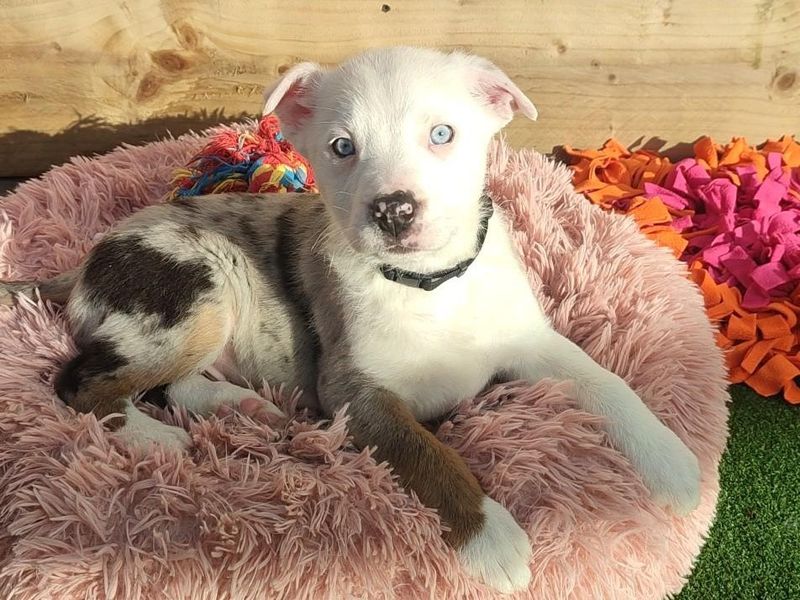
[430,124,454,145]
[331,137,355,157]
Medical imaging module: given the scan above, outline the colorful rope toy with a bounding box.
[170,115,316,198]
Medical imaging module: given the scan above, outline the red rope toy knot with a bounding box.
[170,115,316,199]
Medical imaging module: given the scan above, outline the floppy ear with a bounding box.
[262,62,324,142]
[463,55,538,127]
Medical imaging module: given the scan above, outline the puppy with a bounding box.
[0,47,701,593]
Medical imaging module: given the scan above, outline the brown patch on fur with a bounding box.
[64,305,227,429]
[170,305,227,377]
[67,377,133,429]
[344,388,486,548]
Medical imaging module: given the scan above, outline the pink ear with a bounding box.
[262,62,323,133]
[471,61,538,125]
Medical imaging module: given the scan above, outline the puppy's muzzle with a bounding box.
[371,191,417,238]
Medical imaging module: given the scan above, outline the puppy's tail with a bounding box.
[0,269,78,307]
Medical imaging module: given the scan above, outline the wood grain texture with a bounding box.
[0,0,798,176]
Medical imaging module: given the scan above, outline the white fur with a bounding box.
[278,48,530,272]
[514,332,702,514]
[333,210,540,421]
[168,375,284,418]
[458,497,532,594]
[260,47,702,591]
[261,47,702,592]
[268,47,700,512]
[116,401,191,450]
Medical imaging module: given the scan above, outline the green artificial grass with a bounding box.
[675,385,800,600]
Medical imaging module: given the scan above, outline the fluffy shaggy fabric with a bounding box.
[0,129,729,599]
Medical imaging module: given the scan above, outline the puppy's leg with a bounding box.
[55,338,191,449]
[514,329,701,514]
[56,304,231,450]
[320,372,531,594]
[166,374,284,419]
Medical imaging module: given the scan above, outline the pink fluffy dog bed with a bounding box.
[0,129,728,599]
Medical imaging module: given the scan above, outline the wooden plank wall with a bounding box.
[0,0,798,177]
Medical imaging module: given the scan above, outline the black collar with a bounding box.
[379,195,494,291]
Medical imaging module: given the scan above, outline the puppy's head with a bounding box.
[263,47,537,269]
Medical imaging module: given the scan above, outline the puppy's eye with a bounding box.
[430,124,454,146]
[331,137,356,157]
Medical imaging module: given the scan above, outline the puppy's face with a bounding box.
[263,47,537,269]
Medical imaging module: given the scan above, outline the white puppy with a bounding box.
[1,47,701,594]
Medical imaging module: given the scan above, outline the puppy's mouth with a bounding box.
[383,233,453,255]
[385,244,422,255]
[330,213,455,258]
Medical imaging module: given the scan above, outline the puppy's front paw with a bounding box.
[634,426,701,515]
[117,414,192,451]
[215,396,285,423]
[458,497,532,594]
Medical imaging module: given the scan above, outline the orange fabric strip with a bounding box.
[567,135,800,403]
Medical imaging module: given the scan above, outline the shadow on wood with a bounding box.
[627,136,701,162]
[0,110,251,178]
[550,136,705,167]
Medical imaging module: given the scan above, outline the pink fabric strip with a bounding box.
[644,152,800,309]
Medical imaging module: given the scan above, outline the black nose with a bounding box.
[371,191,418,237]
